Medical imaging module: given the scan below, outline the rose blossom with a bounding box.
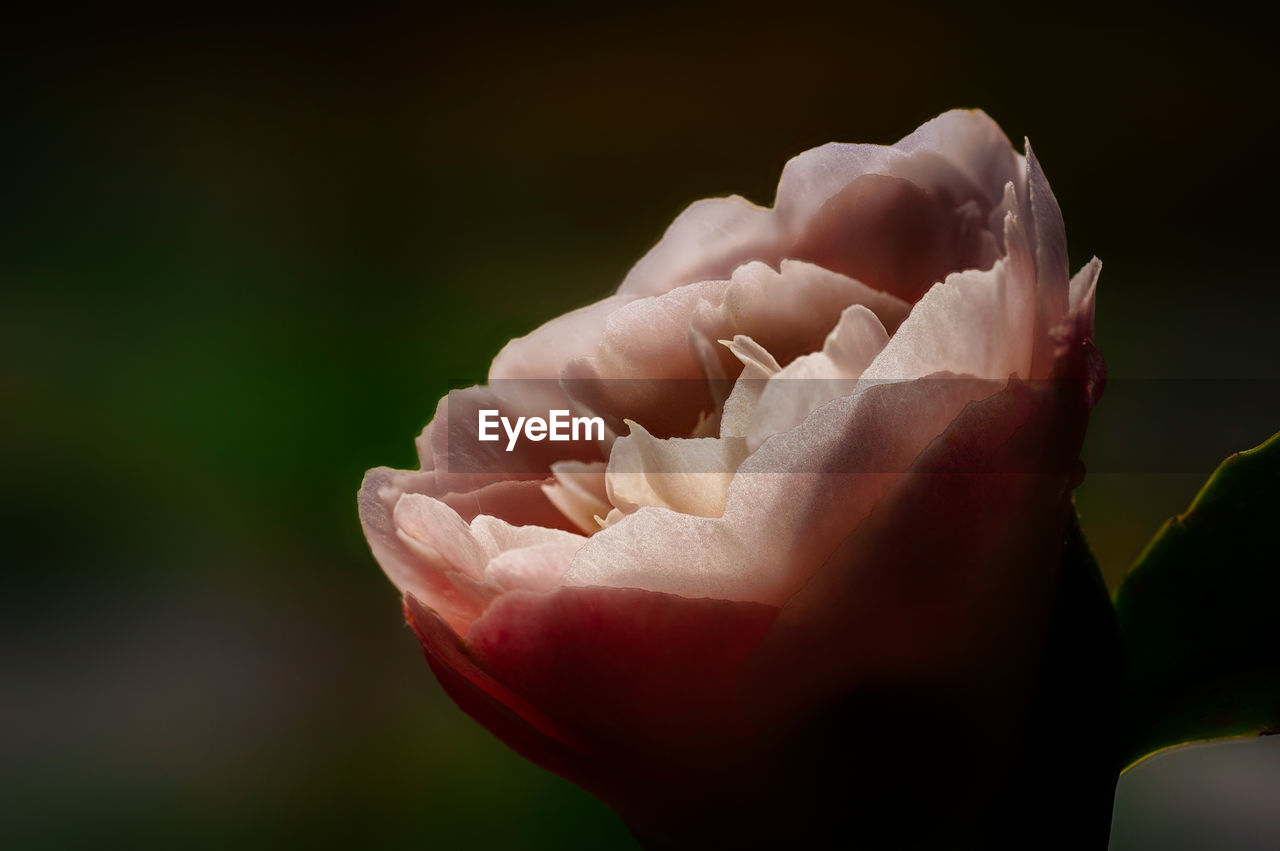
[360,109,1113,847]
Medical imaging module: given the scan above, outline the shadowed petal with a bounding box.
[620,109,1020,303]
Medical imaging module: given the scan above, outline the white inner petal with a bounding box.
[605,420,749,519]
[598,298,901,525]
[541,460,611,535]
[719,334,781,438]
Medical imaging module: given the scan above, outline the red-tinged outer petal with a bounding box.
[408,586,779,834]
[745,380,1082,721]
[402,596,603,791]
[744,302,1107,711]
[465,587,778,758]
[729,349,1106,847]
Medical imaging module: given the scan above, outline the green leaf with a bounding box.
[1114,430,1280,769]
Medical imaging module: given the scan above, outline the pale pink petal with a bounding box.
[618,109,1019,304]
[438,477,581,533]
[490,294,636,381]
[469,513,586,555]
[357,472,490,631]
[1023,142,1070,376]
[688,261,909,375]
[721,334,782,376]
[785,172,1000,302]
[860,258,1034,383]
[484,539,584,593]
[1067,257,1102,338]
[374,492,591,629]
[574,279,732,381]
[1026,142,1070,326]
[560,279,732,438]
[893,109,1022,205]
[564,261,908,438]
[618,195,781,300]
[395,493,493,577]
[818,304,891,373]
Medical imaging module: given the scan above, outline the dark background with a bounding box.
[5,4,1278,848]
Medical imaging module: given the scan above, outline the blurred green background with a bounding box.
[4,4,1278,848]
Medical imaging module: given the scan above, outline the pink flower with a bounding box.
[360,109,1108,847]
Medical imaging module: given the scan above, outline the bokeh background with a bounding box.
[5,4,1278,848]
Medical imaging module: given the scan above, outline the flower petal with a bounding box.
[490,294,636,381]
[688,260,909,374]
[562,376,1000,605]
[718,335,781,439]
[541,460,612,534]
[860,258,1034,383]
[564,260,909,438]
[1026,141,1070,328]
[468,512,586,555]
[617,195,781,301]
[440,476,583,532]
[619,109,1019,304]
[358,470,489,630]
[1067,256,1102,340]
[732,376,1096,847]
[464,586,778,762]
[605,421,748,518]
[742,375,1090,728]
[403,596,600,789]
[484,540,583,593]
[748,304,890,445]
[894,108,1022,205]
[395,493,493,577]
[787,172,1001,302]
